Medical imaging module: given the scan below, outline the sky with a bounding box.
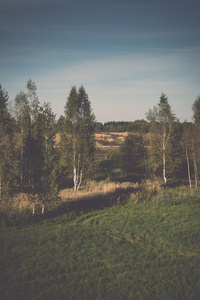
[1,0,200,123]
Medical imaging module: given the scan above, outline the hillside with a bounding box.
[0,187,200,300]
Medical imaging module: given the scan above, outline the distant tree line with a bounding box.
[95,120,150,133]
[0,80,200,213]
[57,119,150,133]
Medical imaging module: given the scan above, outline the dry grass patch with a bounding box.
[1,193,43,212]
[59,180,138,203]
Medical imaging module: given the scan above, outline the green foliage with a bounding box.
[192,95,200,124]
[13,81,59,203]
[0,85,17,200]
[95,120,150,133]
[191,96,200,187]
[95,159,119,181]
[61,86,96,190]
[40,102,58,201]
[119,134,146,174]
[146,93,177,183]
[0,190,200,299]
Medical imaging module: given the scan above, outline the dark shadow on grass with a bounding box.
[161,178,188,189]
[0,186,138,228]
[114,174,145,184]
[43,186,137,220]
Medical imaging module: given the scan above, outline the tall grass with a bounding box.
[0,179,199,228]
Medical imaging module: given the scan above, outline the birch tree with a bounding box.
[182,124,193,188]
[26,79,40,191]
[192,95,200,186]
[62,86,96,190]
[146,93,177,183]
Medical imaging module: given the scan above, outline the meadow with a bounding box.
[0,182,200,300]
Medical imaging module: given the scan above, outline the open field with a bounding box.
[95,132,127,159]
[55,132,128,159]
[0,184,200,299]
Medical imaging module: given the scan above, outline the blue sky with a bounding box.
[1,0,200,122]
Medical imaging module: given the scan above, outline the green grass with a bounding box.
[0,191,200,300]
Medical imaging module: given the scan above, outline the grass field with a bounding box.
[0,185,200,300]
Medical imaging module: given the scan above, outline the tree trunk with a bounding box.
[32,202,35,216]
[20,119,24,189]
[193,158,198,188]
[191,139,198,187]
[42,203,44,215]
[20,137,23,189]
[77,169,83,191]
[73,152,83,191]
[163,147,167,184]
[186,146,192,188]
[0,172,2,202]
[74,166,77,190]
[74,167,82,191]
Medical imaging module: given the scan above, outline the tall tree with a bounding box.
[14,91,30,188]
[15,80,59,213]
[192,95,200,124]
[146,93,177,183]
[62,86,96,190]
[192,95,200,186]
[40,102,58,213]
[182,123,193,187]
[0,85,16,202]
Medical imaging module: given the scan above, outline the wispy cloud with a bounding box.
[1,0,199,123]
[25,52,195,122]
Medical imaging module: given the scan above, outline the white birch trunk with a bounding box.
[0,172,2,202]
[74,166,77,190]
[163,151,167,183]
[192,139,198,187]
[186,146,192,188]
[77,169,83,191]
[32,202,35,216]
[20,117,24,188]
[163,138,167,184]
[42,204,45,215]
[73,151,83,191]
[20,136,23,188]
[193,159,198,188]
[73,165,83,191]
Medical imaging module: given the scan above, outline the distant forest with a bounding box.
[57,118,151,133]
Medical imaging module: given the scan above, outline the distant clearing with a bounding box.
[56,132,129,159]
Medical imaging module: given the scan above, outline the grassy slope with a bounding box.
[0,193,200,300]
